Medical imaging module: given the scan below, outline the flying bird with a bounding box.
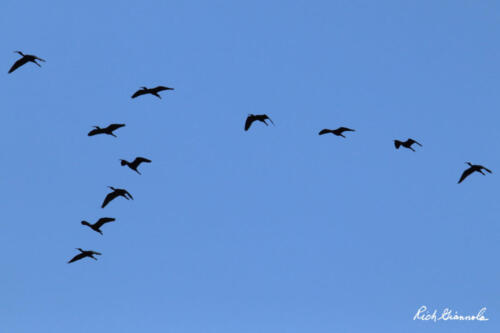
[131,86,174,99]
[245,114,274,131]
[67,248,102,264]
[101,187,133,208]
[394,138,422,152]
[318,127,355,138]
[8,51,45,73]
[81,217,116,235]
[458,162,492,184]
[88,123,125,137]
[120,157,151,175]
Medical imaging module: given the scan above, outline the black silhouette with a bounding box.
[245,114,274,131]
[458,162,492,184]
[318,127,355,138]
[120,157,151,175]
[101,186,133,208]
[394,138,422,152]
[81,217,116,235]
[88,123,125,137]
[8,51,45,73]
[131,86,174,99]
[67,248,101,263]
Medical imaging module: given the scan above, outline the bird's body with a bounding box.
[244,114,274,131]
[131,86,174,99]
[81,217,116,235]
[88,123,125,137]
[8,51,45,73]
[318,127,355,138]
[101,186,133,208]
[120,157,151,175]
[394,138,422,152]
[67,248,102,263]
[458,162,492,184]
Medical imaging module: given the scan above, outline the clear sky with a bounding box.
[1,1,499,332]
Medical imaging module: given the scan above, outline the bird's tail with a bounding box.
[394,140,402,149]
[120,160,127,166]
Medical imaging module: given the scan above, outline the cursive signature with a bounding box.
[413,305,489,322]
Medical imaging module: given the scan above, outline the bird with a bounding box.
[8,51,45,73]
[101,186,133,208]
[318,127,355,138]
[88,123,125,137]
[245,114,274,131]
[458,162,492,184]
[120,157,151,175]
[131,86,174,99]
[81,217,116,235]
[394,138,422,152]
[67,248,102,264]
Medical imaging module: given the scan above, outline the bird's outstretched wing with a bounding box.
[152,86,174,93]
[101,192,118,208]
[68,253,86,264]
[134,157,151,165]
[337,127,355,132]
[8,57,29,73]
[394,140,402,149]
[94,217,115,228]
[131,89,148,98]
[409,139,422,146]
[106,123,125,132]
[88,128,101,136]
[318,129,332,135]
[245,116,255,131]
[458,168,474,184]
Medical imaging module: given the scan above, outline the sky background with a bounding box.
[1,0,499,332]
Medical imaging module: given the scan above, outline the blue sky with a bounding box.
[1,0,499,332]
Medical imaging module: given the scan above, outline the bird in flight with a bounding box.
[120,157,151,175]
[245,114,274,131]
[67,248,102,264]
[394,138,422,152]
[81,217,116,235]
[88,123,125,137]
[101,187,133,208]
[318,127,355,138]
[8,51,45,73]
[131,86,174,99]
[458,162,492,184]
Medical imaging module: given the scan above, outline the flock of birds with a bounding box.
[8,50,493,263]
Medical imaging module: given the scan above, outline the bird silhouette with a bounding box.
[101,186,133,208]
[394,138,422,152]
[131,86,174,99]
[318,127,355,138]
[81,217,116,235]
[88,124,125,137]
[67,248,102,263]
[120,157,151,175]
[458,162,492,184]
[245,114,274,131]
[8,51,45,73]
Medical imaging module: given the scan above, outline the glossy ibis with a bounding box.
[318,127,355,138]
[120,157,151,175]
[245,114,274,131]
[67,248,101,264]
[101,187,133,208]
[8,51,45,73]
[458,162,492,184]
[394,138,422,152]
[81,217,116,235]
[88,124,125,137]
[131,86,174,99]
